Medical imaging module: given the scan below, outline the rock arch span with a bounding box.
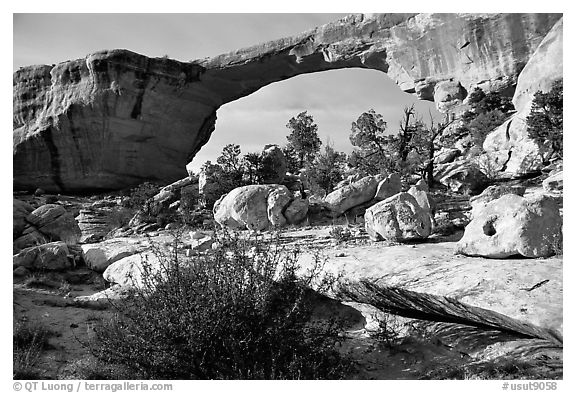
[13,13,561,192]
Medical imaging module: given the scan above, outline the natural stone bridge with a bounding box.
[13,13,561,192]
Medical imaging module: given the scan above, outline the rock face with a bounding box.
[456,194,562,258]
[213,184,293,231]
[75,207,113,243]
[13,13,561,192]
[324,175,381,216]
[365,192,432,242]
[483,17,563,177]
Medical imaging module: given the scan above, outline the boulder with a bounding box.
[103,252,163,289]
[13,241,72,271]
[434,162,488,195]
[325,175,381,216]
[13,266,30,277]
[26,204,81,244]
[407,185,435,217]
[456,194,562,258]
[213,184,292,231]
[13,199,34,239]
[469,185,526,216]
[374,173,402,202]
[81,238,144,272]
[267,186,292,227]
[13,228,48,254]
[284,198,309,225]
[199,162,227,208]
[260,144,287,184]
[543,171,562,193]
[433,80,467,112]
[365,192,432,242]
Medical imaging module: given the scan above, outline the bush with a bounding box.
[123,182,161,217]
[91,231,352,379]
[13,320,54,379]
[329,226,352,243]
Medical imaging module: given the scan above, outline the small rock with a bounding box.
[13,266,30,277]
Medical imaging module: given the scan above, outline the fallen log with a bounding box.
[337,280,562,346]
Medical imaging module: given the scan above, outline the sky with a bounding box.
[13,13,442,173]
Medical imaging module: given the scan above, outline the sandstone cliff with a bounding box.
[14,13,561,192]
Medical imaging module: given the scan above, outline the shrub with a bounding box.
[123,182,161,217]
[329,226,352,243]
[91,231,352,379]
[13,320,54,379]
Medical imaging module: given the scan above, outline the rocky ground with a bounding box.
[13,197,563,379]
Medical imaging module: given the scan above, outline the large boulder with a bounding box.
[260,144,287,184]
[81,238,144,273]
[13,241,72,271]
[103,252,163,289]
[434,162,488,195]
[13,199,34,239]
[13,14,561,192]
[374,173,402,202]
[26,204,81,244]
[456,194,562,258]
[324,175,381,216]
[469,185,526,216]
[365,192,432,242]
[213,184,292,231]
